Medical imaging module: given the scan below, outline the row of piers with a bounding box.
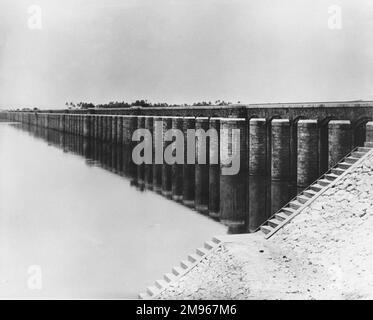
[2,111,373,232]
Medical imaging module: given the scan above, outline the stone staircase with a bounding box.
[138,236,222,299]
[259,141,373,239]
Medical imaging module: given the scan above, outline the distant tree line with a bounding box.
[65,99,237,109]
[12,99,238,112]
[16,107,39,111]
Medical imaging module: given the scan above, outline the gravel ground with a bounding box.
[158,153,373,299]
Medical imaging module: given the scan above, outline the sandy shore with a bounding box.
[158,153,373,299]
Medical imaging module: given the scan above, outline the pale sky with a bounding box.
[0,0,372,109]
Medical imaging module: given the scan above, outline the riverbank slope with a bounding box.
[158,153,373,299]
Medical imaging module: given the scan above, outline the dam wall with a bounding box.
[2,101,373,232]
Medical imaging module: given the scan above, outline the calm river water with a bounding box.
[0,122,228,299]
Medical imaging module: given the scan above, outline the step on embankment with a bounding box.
[259,142,373,239]
[138,236,222,299]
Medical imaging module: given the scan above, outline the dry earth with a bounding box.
[158,153,373,300]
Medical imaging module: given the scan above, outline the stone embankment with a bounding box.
[158,153,373,299]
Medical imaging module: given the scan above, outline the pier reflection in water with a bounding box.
[15,122,299,234]
[0,122,228,299]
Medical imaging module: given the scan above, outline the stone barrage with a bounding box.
[2,106,372,231]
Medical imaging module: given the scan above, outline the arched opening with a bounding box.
[353,117,372,147]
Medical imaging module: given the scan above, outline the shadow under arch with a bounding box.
[318,116,336,175]
[247,115,259,120]
[265,114,282,174]
[318,116,337,128]
[353,117,372,147]
[289,115,308,182]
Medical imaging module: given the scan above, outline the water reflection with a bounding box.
[14,122,299,234]
[0,123,228,299]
